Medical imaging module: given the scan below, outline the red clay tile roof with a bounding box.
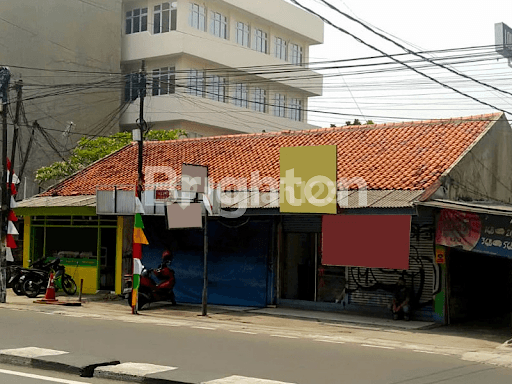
[41,113,501,197]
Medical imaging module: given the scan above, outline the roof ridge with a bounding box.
[145,113,503,144]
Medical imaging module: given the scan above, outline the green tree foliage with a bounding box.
[345,119,374,126]
[36,130,186,183]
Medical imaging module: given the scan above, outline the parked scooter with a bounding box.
[18,258,77,298]
[8,265,31,296]
[124,251,176,309]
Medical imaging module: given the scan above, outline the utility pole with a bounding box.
[7,81,21,217]
[137,61,146,200]
[132,60,146,315]
[0,66,11,303]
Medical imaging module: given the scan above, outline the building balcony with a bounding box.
[122,31,323,97]
[119,94,319,135]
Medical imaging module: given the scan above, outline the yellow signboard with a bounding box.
[280,145,337,214]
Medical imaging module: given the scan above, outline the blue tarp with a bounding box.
[141,217,271,307]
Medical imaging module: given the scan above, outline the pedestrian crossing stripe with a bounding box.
[0,347,68,358]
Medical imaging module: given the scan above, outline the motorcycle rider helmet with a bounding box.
[161,250,173,263]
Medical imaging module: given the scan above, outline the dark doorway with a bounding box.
[448,248,512,325]
[282,233,317,300]
[99,228,117,291]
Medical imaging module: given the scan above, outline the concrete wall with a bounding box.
[440,115,512,203]
[0,0,122,197]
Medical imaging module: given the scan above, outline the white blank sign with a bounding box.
[165,202,203,229]
[182,164,208,194]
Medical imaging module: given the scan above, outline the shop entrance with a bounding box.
[99,228,117,291]
[282,233,317,301]
[448,248,512,326]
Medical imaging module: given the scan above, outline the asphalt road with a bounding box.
[1,308,512,384]
[0,364,129,384]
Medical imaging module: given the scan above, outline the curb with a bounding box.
[0,348,119,377]
[94,362,227,384]
[248,309,435,331]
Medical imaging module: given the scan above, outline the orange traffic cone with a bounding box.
[40,273,58,303]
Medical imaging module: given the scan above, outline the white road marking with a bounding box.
[270,335,299,339]
[204,375,296,383]
[0,368,89,384]
[0,347,68,358]
[361,344,395,350]
[229,330,258,335]
[413,350,438,354]
[314,339,345,344]
[95,362,177,376]
[192,326,217,330]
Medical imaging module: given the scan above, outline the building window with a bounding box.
[253,29,268,53]
[189,3,206,31]
[233,83,249,108]
[152,67,175,96]
[236,22,250,47]
[290,43,303,65]
[126,8,148,34]
[154,3,177,34]
[207,75,227,102]
[210,11,228,39]
[252,88,266,113]
[188,69,205,96]
[274,37,287,60]
[187,131,203,139]
[273,93,286,117]
[289,98,302,121]
[124,73,139,102]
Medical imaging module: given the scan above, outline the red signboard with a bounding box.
[322,215,411,269]
[155,190,170,200]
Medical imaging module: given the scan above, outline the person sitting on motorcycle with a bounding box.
[150,250,173,286]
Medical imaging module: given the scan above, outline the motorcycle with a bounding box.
[8,265,34,296]
[19,258,77,298]
[124,259,176,309]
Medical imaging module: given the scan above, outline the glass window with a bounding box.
[189,3,206,31]
[252,88,266,113]
[207,75,227,102]
[274,37,287,60]
[236,22,250,47]
[289,98,303,121]
[290,43,303,65]
[273,93,286,117]
[124,73,144,102]
[233,83,249,108]
[253,29,268,53]
[210,11,228,39]
[126,8,148,34]
[152,67,175,96]
[188,69,205,96]
[154,3,177,34]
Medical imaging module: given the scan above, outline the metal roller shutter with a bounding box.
[282,215,322,233]
[346,215,437,319]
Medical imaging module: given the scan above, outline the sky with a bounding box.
[295,0,512,126]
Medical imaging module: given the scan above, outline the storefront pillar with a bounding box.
[23,216,31,268]
[115,216,123,295]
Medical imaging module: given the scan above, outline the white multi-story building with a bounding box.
[120,0,324,137]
